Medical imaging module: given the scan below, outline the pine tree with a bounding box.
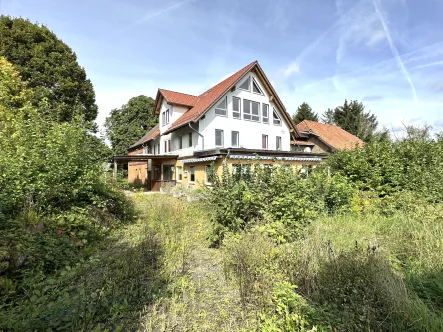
[333,100,378,142]
[292,102,319,124]
[321,108,335,124]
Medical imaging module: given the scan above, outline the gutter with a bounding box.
[188,122,204,150]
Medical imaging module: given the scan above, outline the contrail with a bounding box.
[136,0,195,25]
[373,0,418,101]
[410,60,443,70]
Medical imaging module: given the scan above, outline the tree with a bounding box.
[0,16,97,122]
[332,100,378,142]
[292,102,319,123]
[321,108,335,124]
[105,95,158,155]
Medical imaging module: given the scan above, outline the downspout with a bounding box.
[188,122,204,150]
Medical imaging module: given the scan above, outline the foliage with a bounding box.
[204,164,355,244]
[0,16,97,122]
[105,95,158,154]
[292,102,319,124]
[327,130,443,201]
[321,100,378,142]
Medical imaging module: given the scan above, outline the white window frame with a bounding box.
[276,136,282,151]
[273,108,282,126]
[238,76,251,92]
[179,135,183,149]
[215,129,224,147]
[176,166,183,182]
[232,96,241,119]
[165,109,170,125]
[252,77,264,95]
[215,96,227,117]
[262,103,269,124]
[188,132,193,147]
[189,166,195,183]
[262,134,268,150]
[231,131,239,148]
[243,99,260,122]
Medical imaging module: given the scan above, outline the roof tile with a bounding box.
[159,89,199,107]
[129,124,160,149]
[296,120,364,150]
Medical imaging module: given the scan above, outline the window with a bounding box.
[153,165,161,180]
[164,141,167,153]
[215,129,224,147]
[163,165,174,181]
[168,139,171,152]
[252,77,263,95]
[158,143,160,154]
[148,145,152,154]
[205,165,214,184]
[165,109,170,124]
[262,104,269,124]
[232,97,241,119]
[238,76,250,91]
[153,145,156,155]
[231,131,239,147]
[188,132,193,147]
[215,97,227,116]
[143,146,148,154]
[262,134,268,149]
[162,112,165,126]
[243,100,260,122]
[232,164,251,178]
[276,136,282,150]
[176,166,183,182]
[179,135,183,149]
[273,108,281,126]
[189,166,195,183]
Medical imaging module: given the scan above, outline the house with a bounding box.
[113,61,327,190]
[295,120,364,153]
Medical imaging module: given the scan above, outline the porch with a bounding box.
[112,154,179,191]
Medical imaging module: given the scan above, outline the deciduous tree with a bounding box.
[0,16,98,122]
[105,95,158,155]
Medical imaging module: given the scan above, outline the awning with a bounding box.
[182,156,218,164]
[228,155,322,162]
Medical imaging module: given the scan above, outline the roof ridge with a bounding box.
[159,88,198,98]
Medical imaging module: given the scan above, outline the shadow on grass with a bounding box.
[1,223,170,331]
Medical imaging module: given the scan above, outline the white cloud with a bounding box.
[283,62,300,77]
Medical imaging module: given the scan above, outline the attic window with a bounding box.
[215,97,227,116]
[252,78,263,95]
[238,76,250,91]
[273,108,281,126]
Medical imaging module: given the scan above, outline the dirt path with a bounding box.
[142,247,259,331]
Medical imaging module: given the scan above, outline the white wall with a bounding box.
[198,71,291,151]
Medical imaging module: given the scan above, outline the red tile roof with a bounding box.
[158,89,199,107]
[129,124,160,149]
[291,139,315,146]
[164,61,258,134]
[296,120,364,150]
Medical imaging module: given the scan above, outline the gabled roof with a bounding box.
[296,120,364,150]
[158,89,199,107]
[161,61,301,138]
[128,124,160,149]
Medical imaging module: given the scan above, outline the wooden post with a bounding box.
[113,161,117,180]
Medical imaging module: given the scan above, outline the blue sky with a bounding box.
[2,0,443,133]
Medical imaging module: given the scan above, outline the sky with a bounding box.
[1,0,443,134]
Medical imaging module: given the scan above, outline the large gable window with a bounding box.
[273,108,282,126]
[232,97,241,119]
[238,76,251,91]
[215,97,227,116]
[252,77,263,95]
[243,99,260,122]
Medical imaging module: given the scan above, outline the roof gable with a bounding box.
[296,120,364,150]
[162,61,301,138]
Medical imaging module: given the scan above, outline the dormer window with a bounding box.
[238,76,251,91]
[273,108,281,126]
[215,97,227,116]
[252,77,263,95]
